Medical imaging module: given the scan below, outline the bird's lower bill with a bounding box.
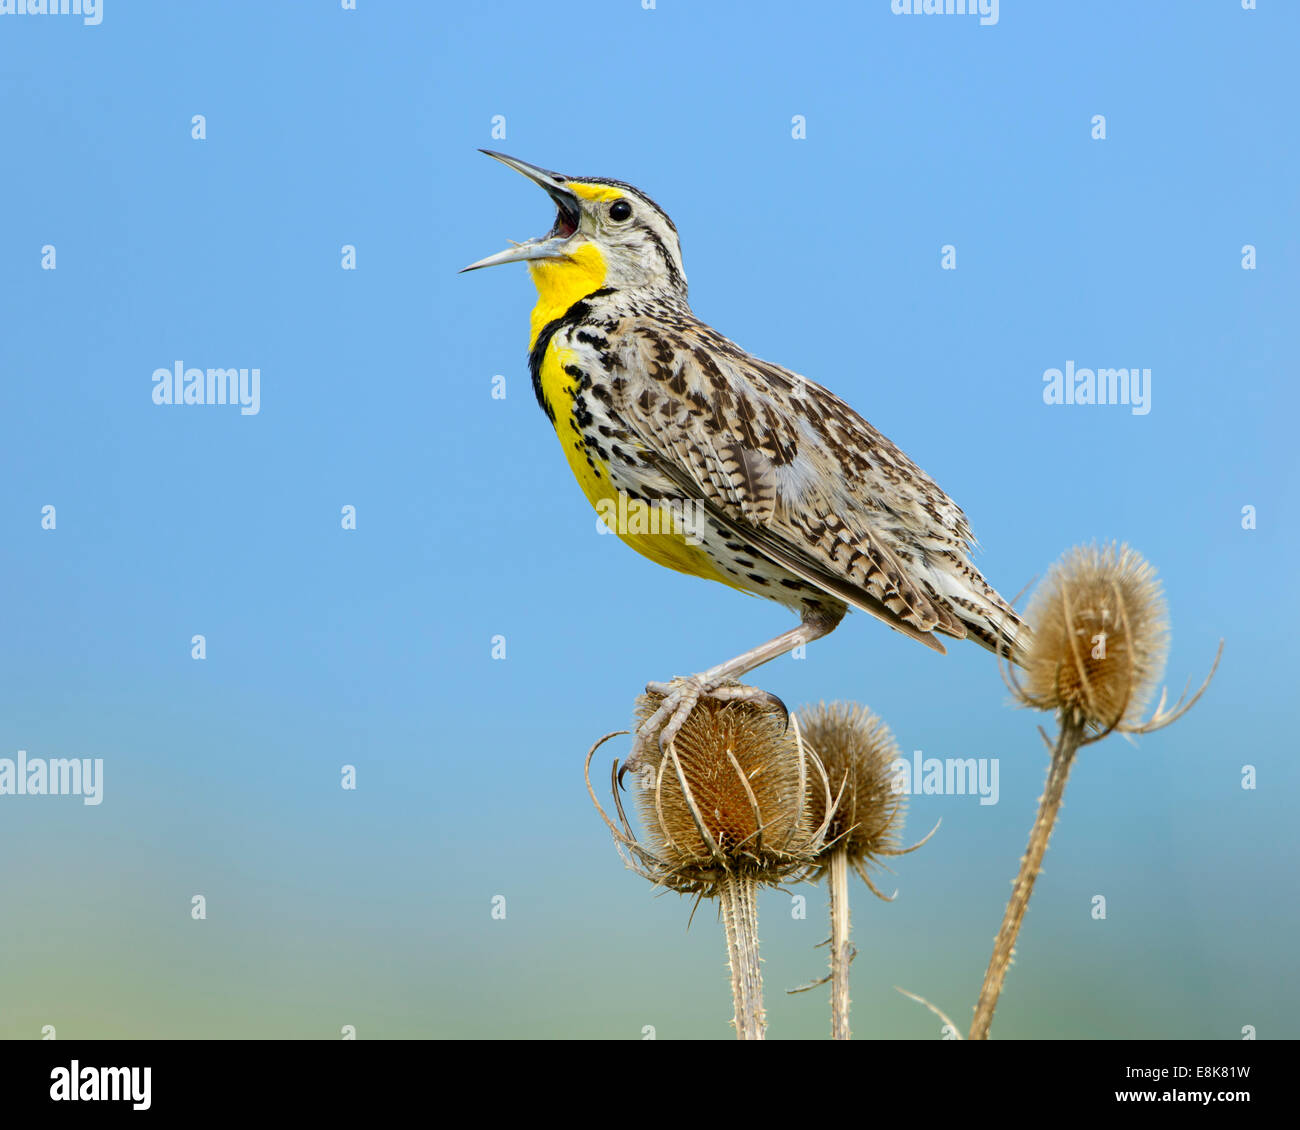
[462,195,582,272]
[461,231,577,272]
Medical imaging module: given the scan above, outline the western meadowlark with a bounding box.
[463,151,1026,763]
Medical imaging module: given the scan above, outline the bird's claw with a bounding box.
[623,676,788,784]
[707,684,789,732]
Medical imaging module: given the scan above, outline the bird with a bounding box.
[462,150,1026,764]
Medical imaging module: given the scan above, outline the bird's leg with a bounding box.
[629,603,846,773]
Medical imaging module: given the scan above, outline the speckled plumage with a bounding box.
[534,283,1024,658]
[465,152,1025,758]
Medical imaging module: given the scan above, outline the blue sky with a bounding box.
[1,0,1296,1039]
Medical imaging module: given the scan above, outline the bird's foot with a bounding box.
[622,675,788,785]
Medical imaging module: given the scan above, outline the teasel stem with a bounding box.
[828,846,852,1040]
[969,715,1085,1040]
[719,874,765,1040]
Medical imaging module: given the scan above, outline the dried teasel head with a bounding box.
[584,691,835,897]
[1016,542,1170,733]
[797,701,923,898]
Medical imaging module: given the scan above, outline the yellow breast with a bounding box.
[525,241,743,590]
[534,337,741,589]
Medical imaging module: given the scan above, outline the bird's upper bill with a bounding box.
[460,151,588,272]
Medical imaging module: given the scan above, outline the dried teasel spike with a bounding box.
[797,702,914,884]
[588,689,833,1040]
[894,986,964,1041]
[628,687,828,881]
[974,543,1221,1040]
[794,701,922,1040]
[1123,638,1223,734]
[1012,542,1172,734]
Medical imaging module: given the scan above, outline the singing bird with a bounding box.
[463,151,1025,761]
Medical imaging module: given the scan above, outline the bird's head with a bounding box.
[461,151,687,300]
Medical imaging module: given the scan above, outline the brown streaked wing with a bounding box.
[612,323,967,648]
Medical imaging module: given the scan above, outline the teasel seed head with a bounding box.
[585,690,834,897]
[797,701,923,898]
[1017,542,1170,733]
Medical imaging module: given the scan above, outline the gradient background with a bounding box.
[1,0,1296,1040]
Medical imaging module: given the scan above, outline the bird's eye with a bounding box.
[609,200,632,222]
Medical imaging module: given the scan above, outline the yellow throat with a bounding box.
[526,242,608,347]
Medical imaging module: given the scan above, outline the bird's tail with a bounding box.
[961,601,1030,667]
[925,564,1031,667]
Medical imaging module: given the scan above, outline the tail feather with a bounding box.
[921,562,1029,666]
[959,604,1029,665]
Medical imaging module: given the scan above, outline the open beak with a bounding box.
[460,151,583,272]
